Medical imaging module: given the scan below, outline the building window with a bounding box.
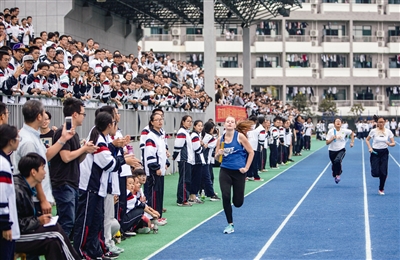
[321,54,347,67]
[186,53,204,67]
[256,55,280,68]
[388,0,400,4]
[388,26,400,36]
[353,25,372,36]
[286,21,308,36]
[389,55,400,68]
[323,87,347,100]
[217,55,238,68]
[256,21,279,35]
[286,54,309,67]
[354,87,374,100]
[353,54,372,68]
[150,27,169,35]
[186,28,203,35]
[324,24,346,36]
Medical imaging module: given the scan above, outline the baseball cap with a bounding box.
[22,55,34,62]
[12,43,29,52]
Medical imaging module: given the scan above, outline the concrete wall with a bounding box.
[1,0,138,56]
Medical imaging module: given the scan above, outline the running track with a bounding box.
[147,139,400,260]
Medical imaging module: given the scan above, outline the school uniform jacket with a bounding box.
[0,151,20,239]
[144,128,167,176]
[126,190,145,214]
[173,127,195,164]
[202,133,217,164]
[79,133,121,197]
[191,131,205,165]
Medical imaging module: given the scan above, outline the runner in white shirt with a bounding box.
[326,118,355,184]
[365,115,395,195]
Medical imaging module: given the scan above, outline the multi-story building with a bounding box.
[142,0,400,118]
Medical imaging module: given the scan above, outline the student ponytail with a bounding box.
[90,112,113,144]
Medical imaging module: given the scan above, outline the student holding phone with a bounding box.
[365,115,395,195]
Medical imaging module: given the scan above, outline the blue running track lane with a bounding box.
[147,139,400,260]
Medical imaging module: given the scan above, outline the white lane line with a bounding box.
[253,161,331,260]
[389,153,400,167]
[362,142,372,260]
[145,146,327,260]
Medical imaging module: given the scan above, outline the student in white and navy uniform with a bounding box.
[173,115,194,206]
[366,115,395,195]
[269,117,280,168]
[303,117,313,150]
[200,121,220,201]
[143,113,168,214]
[326,118,355,184]
[277,120,286,165]
[73,112,121,260]
[362,120,369,139]
[356,120,364,140]
[246,116,265,181]
[283,119,293,164]
[0,125,20,260]
[189,120,206,203]
[261,119,271,171]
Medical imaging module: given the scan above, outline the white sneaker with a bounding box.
[108,245,124,254]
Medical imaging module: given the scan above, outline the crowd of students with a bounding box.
[0,7,216,112]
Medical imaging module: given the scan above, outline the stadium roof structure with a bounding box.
[85,0,303,28]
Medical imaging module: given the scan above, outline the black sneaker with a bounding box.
[210,195,221,201]
[103,251,119,259]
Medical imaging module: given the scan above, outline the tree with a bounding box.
[349,103,365,121]
[318,97,338,116]
[293,93,307,113]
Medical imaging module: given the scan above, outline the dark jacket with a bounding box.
[13,174,41,234]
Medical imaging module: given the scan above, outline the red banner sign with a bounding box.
[215,105,247,123]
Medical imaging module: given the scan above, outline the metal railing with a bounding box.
[254,35,283,42]
[216,35,243,41]
[323,36,350,42]
[389,36,400,42]
[143,34,173,41]
[353,36,378,42]
[286,35,311,42]
[185,35,204,41]
[4,99,205,138]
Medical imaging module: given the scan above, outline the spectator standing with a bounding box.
[50,98,97,237]
[294,115,304,156]
[389,118,397,136]
[0,124,20,260]
[14,100,75,214]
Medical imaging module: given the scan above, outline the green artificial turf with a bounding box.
[117,139,327,260]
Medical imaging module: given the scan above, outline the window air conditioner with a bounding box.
[311,62,319,69]
[310,30,318,37]
[376,95,384,102]
[379,105,385,111]
[312,72,320,79]
[378,41,385,47]
[171,28,180,36]
[172,39,181,46]
[378,72,385,78]
[310,96,319,103]
[378,9,385,15]
[311,40,318,46]
[377,63,385,70]
[376,30,384,38]
[311,7,318,14]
